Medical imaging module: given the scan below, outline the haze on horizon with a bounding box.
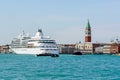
[0,0,120,45]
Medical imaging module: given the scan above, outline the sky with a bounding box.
[0,0,120,45]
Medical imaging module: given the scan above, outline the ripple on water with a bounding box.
[0,54,120,79]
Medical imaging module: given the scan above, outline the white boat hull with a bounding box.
[12,48,59,55]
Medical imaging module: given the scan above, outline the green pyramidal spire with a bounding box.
[85,19,91,42]
[86,19,91,28]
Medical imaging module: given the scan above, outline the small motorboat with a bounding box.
[36,53,59,57]
[36,53,51,56]
[73,52,82,55]
[73,50,82,55]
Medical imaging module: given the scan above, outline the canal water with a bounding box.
[0,54,120,80]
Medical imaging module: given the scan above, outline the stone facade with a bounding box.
[0,45,10,53]
[110,43,120,54]
[58,44,75,54]
[75,43,100,54]
[103,45,111,54]
[95,47,104,54]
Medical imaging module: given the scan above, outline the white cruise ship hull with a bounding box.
[11,29,59,56]
[12,48,59,55]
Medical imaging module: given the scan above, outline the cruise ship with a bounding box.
[11,29,59,56]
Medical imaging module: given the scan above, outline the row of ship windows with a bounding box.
[29,40,55,42]
[39,46,57,48]
[41,49,58,50]
[12,42,55,44]
[38,42,55,43]
[12,45,57,48]
[11,46,58,49]
[29,40,54,42]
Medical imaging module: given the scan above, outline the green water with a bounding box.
[0,54,120,80]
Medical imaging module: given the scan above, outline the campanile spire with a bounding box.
[85,20,91,42]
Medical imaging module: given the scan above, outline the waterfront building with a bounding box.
[94,43,120,54]
[103,45,111,54]
[75,43,100,54]
[58,44,75,54]
[94,43,110,54]
[0,45,10,53]
[110,43,120,54]
[95,46,104,54]
[101,43,120,54]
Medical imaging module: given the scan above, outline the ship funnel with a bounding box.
[38,29,43,36]
[35,29,43,38]
[38,29,42,32]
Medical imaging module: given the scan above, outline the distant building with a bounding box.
[75,43,100,54]
[110,43,120,54]
[0,45,10,53]
[95,46,103,54]
[58,44,75,54]
[103,45,111,54]
[94,43,111,54]
[99,43,120,54]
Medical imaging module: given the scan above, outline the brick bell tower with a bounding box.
[85,20,91,42]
